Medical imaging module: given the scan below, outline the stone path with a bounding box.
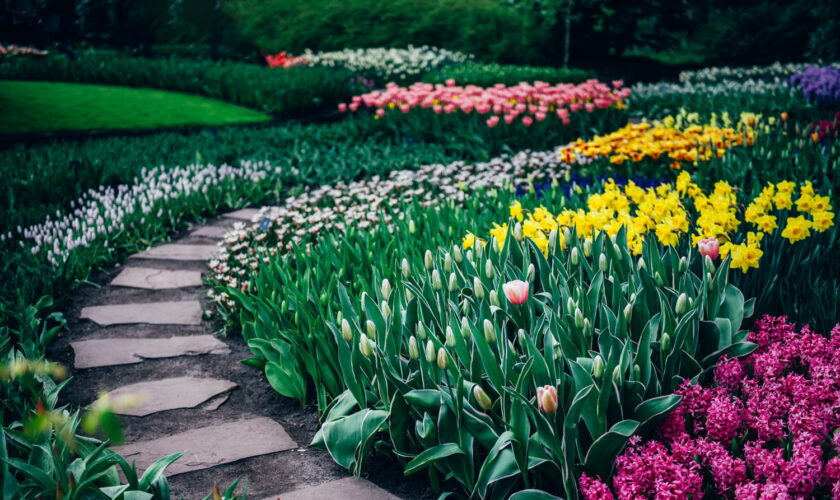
[58,212,415,499]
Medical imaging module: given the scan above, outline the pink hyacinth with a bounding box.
[583,316,840,498]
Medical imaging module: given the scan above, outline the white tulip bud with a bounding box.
[446,326,456,346]
[424,250,433,270]
[401,259,410,278]
[483,319,496,343]
[432,269,443,290]
[366,320,377,339]
[408,336,420,359]
[341,318,352,341]
[490,289,500,307]
[473,277,484,299]
[425,340,435,362]
[448,272,458,292]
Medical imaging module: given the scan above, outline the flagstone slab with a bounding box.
[130,244,218,261]
[263,477,401,500]
[80,300,202,326]
[103,377,237,416]
[71,335,229,369]
[222,208,261,221]
[110,267,203,290]
[112,417,297,476]
[191,226,230,239]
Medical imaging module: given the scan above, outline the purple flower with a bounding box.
[789,66,840,105]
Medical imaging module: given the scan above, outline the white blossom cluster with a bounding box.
[6,162,286,269]
[209,149,586,308]
[630,78,796,101]
[301,45,472,81]
[679,62,840,84]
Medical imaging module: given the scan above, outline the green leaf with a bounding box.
[321,409,389,473]
[634,394,682,434]
[404,443,464,475]
[509,489,565,499]
[583,419,639,479]
[139,451,183,490]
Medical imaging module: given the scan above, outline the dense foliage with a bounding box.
[0,50,358,116]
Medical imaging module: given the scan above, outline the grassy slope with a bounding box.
[0,81,272,134]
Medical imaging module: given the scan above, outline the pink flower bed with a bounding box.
[338,79,630,127]
[580,315,840,499]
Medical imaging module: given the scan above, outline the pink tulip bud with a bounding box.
[445,78,456,87]
[486,115,500,128]
[585,102,595,112]
[698,237,720,260]
[522,116,533,127]
[503,280,529,305]
[338,103,347,112]
[536,385,558,414]
[375,108,385,117]
[349,102,359,112]
[612,80,623,88]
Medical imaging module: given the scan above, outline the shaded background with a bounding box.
[3,0,839,81]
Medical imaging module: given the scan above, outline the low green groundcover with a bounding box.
[0,81,271,134]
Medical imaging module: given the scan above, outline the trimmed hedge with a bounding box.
[0,50,357,116]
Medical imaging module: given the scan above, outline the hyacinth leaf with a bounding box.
[583,419,639,479]
[633,394,682,435]
[321,409,389,473]
[509,490,565,500]
[700,342,758,370]
[404,443,464,475]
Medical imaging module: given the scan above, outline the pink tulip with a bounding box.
[612,80,624,88]
[349,102,359,112]
[445,78,456,87]
[375,108,385,117]
[522,116,533,126]
[338,103,347,112]
[486,115,500,128]
[503,280,529,305]
[535,112,546,122]
[698,237,720,260]
[585,102,595,112]
[536,385,558,414]
[504,114,515,124]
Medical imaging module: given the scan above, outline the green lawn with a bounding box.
[0,81,272,134]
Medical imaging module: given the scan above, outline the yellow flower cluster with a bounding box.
[558,111,764,170]
[466,173,834,273]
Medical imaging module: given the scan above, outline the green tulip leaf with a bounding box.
[404,443,464,475]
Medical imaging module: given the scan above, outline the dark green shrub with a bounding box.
[223,0,539,64]
[0,50,357,116]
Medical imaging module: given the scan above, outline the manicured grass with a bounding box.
[0,81,272,134]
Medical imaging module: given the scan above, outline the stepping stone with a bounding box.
[71,335,229,369]
[110,267,203,290]
[222,208,261,221]
[263,477,400,500]
[80,300,202,326]
[191,226,230,239]
[112,417,297,476]
[130,244,218,261]
[102,377,237,416]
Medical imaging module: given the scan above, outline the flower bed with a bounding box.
[580,315,840,499]
[339,79,630,127]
